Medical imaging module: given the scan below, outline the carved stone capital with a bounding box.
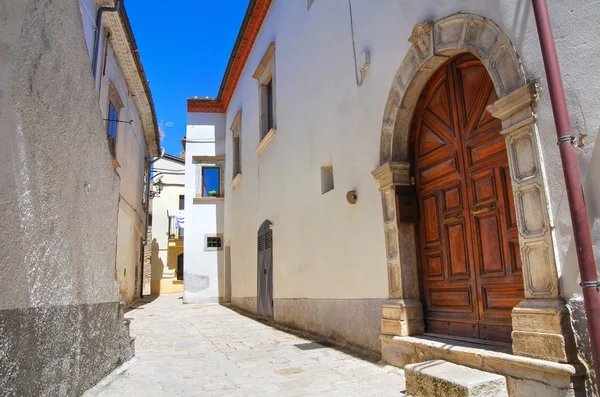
[372,162,411,190]
[487,83,537,130]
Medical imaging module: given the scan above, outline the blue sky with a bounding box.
[127,1,248,157]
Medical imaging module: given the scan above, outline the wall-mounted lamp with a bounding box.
[150,177,164,198]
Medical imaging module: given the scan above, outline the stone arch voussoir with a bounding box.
[379,13,527,165]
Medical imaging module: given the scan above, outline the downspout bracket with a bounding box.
[557,134,575,145]
[580,281,600,291]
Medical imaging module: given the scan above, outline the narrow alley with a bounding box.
[84,296,405,397]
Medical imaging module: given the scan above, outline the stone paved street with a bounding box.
[84,295,405,397]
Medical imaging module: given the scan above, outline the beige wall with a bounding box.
[149,156,185,295]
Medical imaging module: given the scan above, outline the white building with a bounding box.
[148,154,185,296]
[79,0,161,304]
[182,114,227,303]
[185,0,600,395]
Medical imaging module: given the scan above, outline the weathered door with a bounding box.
[412,53,523,342]
[257,221,273,318]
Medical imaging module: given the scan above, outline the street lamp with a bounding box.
[150,177,164,198]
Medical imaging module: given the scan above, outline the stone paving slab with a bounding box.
[84,295,405,397]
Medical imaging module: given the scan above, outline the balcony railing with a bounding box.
[168,215,184,240]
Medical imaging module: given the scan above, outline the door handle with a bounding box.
[443,212,463,223]
[470,203,496,215]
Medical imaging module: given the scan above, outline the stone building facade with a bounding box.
[186,0,599,395]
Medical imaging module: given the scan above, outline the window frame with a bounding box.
[253,42,276,152]
[106,100,119,157]
[204,234,223,251]
[201,166,221,198]
[230,110,243,186]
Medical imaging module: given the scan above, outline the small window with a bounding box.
[233,135,241,177]
[260,79,275,139]
[202,167,220,197]
[321,161,334,194]
[205,235,223,251]
[254,42,276,142]
[230,110,242,179]
[179,195,185,210]
[107,101,119,156]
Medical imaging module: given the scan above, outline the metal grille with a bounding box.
[265,230,273,249]
[258,235,265,252]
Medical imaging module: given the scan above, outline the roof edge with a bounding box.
[187,0,272,113]
[118,2,161,157]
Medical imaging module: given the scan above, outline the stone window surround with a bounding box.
[204,234,224,251]
[253,42,277,155]
[372,14,577,365]
[192,156,225,204]
[230,110,242,189]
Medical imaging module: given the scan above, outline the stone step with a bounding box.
[405,360,508,397]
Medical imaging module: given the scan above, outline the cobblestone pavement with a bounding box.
[84,295,405,397]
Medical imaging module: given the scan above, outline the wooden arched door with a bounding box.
[257,220,273,318]
[411,53,524,343]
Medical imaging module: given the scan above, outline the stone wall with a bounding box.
[0,0,133,394]
[143,225,153,296]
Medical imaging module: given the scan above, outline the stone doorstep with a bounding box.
[405,359,508,397]
[380,335,581,388]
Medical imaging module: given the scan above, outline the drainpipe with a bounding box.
[91,0,121,79]
[531,0,600,386]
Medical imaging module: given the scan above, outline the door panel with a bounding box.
[257,221,273,318]
[412,53,524,342]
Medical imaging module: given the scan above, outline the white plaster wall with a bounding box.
[78,7,152,303]
[223,0,600,305]
[184,113,226,303]
[150,157,185,282]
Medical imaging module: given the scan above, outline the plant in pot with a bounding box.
[209,190,218,197]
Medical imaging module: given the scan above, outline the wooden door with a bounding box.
[412,54,523,343]
[257,220,273,318]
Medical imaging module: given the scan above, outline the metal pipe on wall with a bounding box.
[90,1,121,79]
[531,0,600,388]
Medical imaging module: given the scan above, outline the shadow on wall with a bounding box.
[150,238,164,295]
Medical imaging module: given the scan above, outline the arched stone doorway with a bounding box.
[411,52,523,342]
[372,14,575,363]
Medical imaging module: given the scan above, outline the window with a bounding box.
[253,42,276,150]
[321,161,334,194]
[205,235,223,251]
[233,136,241,176]
[230,110,242,181]
[178,195,185,238]
[202,167,221,197]
[107,101,119,156]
